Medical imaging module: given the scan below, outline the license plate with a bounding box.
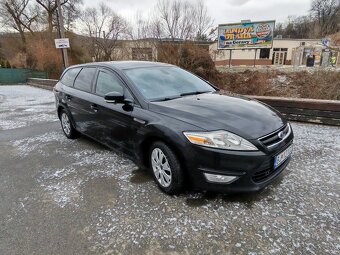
[274,145,293,169]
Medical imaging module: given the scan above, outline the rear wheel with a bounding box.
[150,141,184,195]
[60,109,79,139]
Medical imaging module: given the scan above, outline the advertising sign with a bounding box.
[55,38,70,49]
[218,20,275,50]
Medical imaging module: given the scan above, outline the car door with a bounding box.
[64,67,97,135]
[89,68,137,155]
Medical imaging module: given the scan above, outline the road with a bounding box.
[0,85,339,255]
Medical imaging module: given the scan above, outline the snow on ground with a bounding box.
[0,85,57,130]
[8,122,340,254]
[1,85,339,254]
[84,123,340,255]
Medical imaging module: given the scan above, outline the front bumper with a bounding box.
[183,136,294,193]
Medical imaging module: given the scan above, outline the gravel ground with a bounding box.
[0,85,339,255]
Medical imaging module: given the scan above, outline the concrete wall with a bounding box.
[27,78,58,90]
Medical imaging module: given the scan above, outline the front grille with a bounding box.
[259,124,290,148]
[252,168,275,182]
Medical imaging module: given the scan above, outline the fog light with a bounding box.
[204,173,238,184]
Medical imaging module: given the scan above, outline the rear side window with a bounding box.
[74,67,96,92]
[60,68,81,86]
[95,71,124,96]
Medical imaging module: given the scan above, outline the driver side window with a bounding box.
[96,71,124,96]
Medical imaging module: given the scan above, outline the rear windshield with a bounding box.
[124,67,215,101]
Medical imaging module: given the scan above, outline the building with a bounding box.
[209,38,324,66]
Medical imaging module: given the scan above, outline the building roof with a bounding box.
[273,38,321,41]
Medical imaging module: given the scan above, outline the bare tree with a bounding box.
[0,0,38,51]
[62,0,82,31]
[132,11,155,39]
[81,2,130,61]
[194,0,213,40]
[35,0,82,36]
[157,0,196,40]
[155,0,214,41]
[311,0,340,37]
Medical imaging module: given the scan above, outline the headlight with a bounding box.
[183,130,258,151]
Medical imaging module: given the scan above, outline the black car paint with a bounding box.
[54,61,294,193]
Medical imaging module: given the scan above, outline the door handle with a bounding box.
[91,104,98,112]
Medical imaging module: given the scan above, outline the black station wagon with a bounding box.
[54,61,294,195]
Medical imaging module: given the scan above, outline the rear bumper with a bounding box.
[183,137,294,193]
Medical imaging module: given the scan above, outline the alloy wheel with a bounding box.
[151,148,172,187]
[61,112,71,136]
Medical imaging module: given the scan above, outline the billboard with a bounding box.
[218,20,275,50]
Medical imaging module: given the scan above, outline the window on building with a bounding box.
[273,48,288,52]
[132,48,153,61]
[260,48,270,59]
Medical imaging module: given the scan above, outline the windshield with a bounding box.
[124,66,215,101]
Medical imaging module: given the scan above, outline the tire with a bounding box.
[149,141,184,195]
[59,109,80,139]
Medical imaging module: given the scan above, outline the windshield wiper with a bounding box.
[151,91,212,102]
[180,91,212,97]
[151,95,181,102]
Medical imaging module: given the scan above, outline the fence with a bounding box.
[0,68,48,84]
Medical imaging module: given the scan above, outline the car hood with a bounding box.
[149,93,286,139]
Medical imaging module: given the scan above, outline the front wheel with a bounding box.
[60,109,79,139]
[150,142,184,195]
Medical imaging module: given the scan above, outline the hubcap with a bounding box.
[61,113,71,135]
[151,148,172,188]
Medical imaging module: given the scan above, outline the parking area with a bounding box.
[0,85,339,255]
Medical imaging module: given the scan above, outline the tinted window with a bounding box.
[95,71,124,96]
[60,68,81,86]
[74,67,96,92]
[124,67,215,100]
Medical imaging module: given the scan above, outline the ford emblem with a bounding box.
[278,131,284,139]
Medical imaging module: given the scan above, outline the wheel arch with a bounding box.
[57,105,64,119]
[57,105,78,131]
[139,134,188,175]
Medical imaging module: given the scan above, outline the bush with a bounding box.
[157,41,219,83]
[5,60,11,68]
[216,69,340,100]
[287,71,340,100]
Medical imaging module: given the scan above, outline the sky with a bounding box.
[83,0,312,26]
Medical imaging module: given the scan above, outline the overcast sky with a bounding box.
[83,0,312,26]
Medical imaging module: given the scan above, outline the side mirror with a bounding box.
[104,92,124,103]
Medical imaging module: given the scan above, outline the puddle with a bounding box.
[82,177,118,207]
[130,169,153,184]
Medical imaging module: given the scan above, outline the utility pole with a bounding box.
[56,0,69,68]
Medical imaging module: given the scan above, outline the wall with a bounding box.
[27,78,58,90]
[110,40,158,61]
[214,59,272,66]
